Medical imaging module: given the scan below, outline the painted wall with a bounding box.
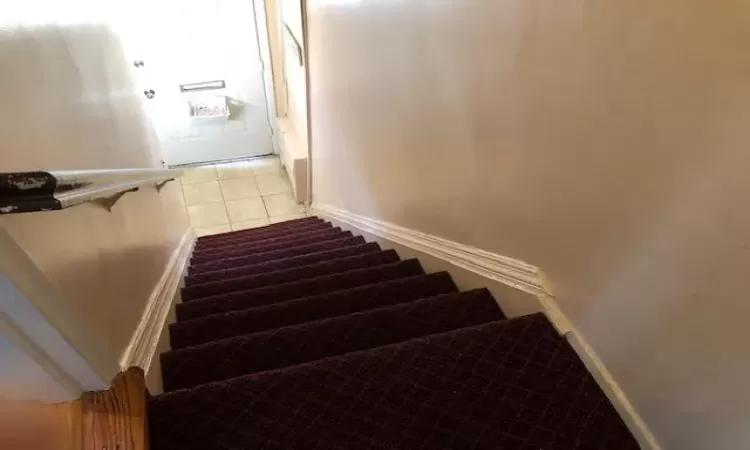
[0,15,189,382]
[307,0,750,448]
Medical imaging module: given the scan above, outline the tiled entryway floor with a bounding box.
[180,156,308,237]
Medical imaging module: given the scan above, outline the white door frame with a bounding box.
[253,0,282,156]
[301,0,313,204]
[263,0,313,203]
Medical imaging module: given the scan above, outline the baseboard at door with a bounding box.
[120,229,195,375]
[34,367,149,450]
[313,203,660,450]
[278,117,309,203]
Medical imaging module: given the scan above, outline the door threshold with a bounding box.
[169,153,275,169]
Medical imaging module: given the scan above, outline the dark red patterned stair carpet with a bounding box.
[149,217,639,450]
[190,227,353,264]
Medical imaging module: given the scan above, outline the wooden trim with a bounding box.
[18,368,149,450]
[120,229,196,372]
[83,368,149,450]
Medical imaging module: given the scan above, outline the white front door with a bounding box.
[120,0,274,166]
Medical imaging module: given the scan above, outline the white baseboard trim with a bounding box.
[537,279,661,450]
[313,203,660,450]
[314,204,547,297]
[119,229,195,373]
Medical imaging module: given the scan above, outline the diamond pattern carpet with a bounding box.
[149,217,639,449]
[190,227,353,264]
[189,235,367,274]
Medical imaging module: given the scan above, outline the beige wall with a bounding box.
[0,23,189,374]
[307,0,750,448]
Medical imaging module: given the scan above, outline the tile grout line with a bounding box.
[186,167,230,235]
[215,167,232,230]
[255,169,272,222]
[184,158,298,233]
[226,168,271,231]
[180,179,193,231]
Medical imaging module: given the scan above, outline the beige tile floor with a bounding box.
[180,157,308,237]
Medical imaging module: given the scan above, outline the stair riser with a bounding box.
[193,226,342,256]
[197,216,320,240]
[177,259,424,321]
[161,289,503,391]
[185,243,382,287]
[170,272,458,349]
[150,315,638,450]
[188,236,367,275]
[196,219,326,248]
[191,229,352,264]
[182,250,401,301]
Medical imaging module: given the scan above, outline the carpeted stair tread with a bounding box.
[191,228,352,264]
[171,272,459,349]
[196,223,334,252]
[177,259,425,320]
[188,235,367,275]
[182,250,401,301]
[185,242,382,286]
[152,218,639,449]
[161,288,503,391]
[195,223,331,252]
[196,217,324,246]
[193,224,343,255]
[149,314,639,450]
[192,226,346,257]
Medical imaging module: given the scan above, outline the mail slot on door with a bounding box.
[180,80,226,93]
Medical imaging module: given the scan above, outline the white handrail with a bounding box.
[0,168,183,214]
[53,169,178,187]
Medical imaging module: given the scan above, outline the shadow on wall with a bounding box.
[0,183,190,377]
[50,236,174,357]
[0,23,160,171]
[0,22,190,382]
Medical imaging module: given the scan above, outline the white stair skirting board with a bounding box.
[120,229,196,373]
[313,204,547,297]
[537,282,662,450]
[313,203,661,450]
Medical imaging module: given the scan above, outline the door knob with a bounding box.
[144,89,156,99]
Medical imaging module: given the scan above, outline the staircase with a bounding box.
[148,217,639,449]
